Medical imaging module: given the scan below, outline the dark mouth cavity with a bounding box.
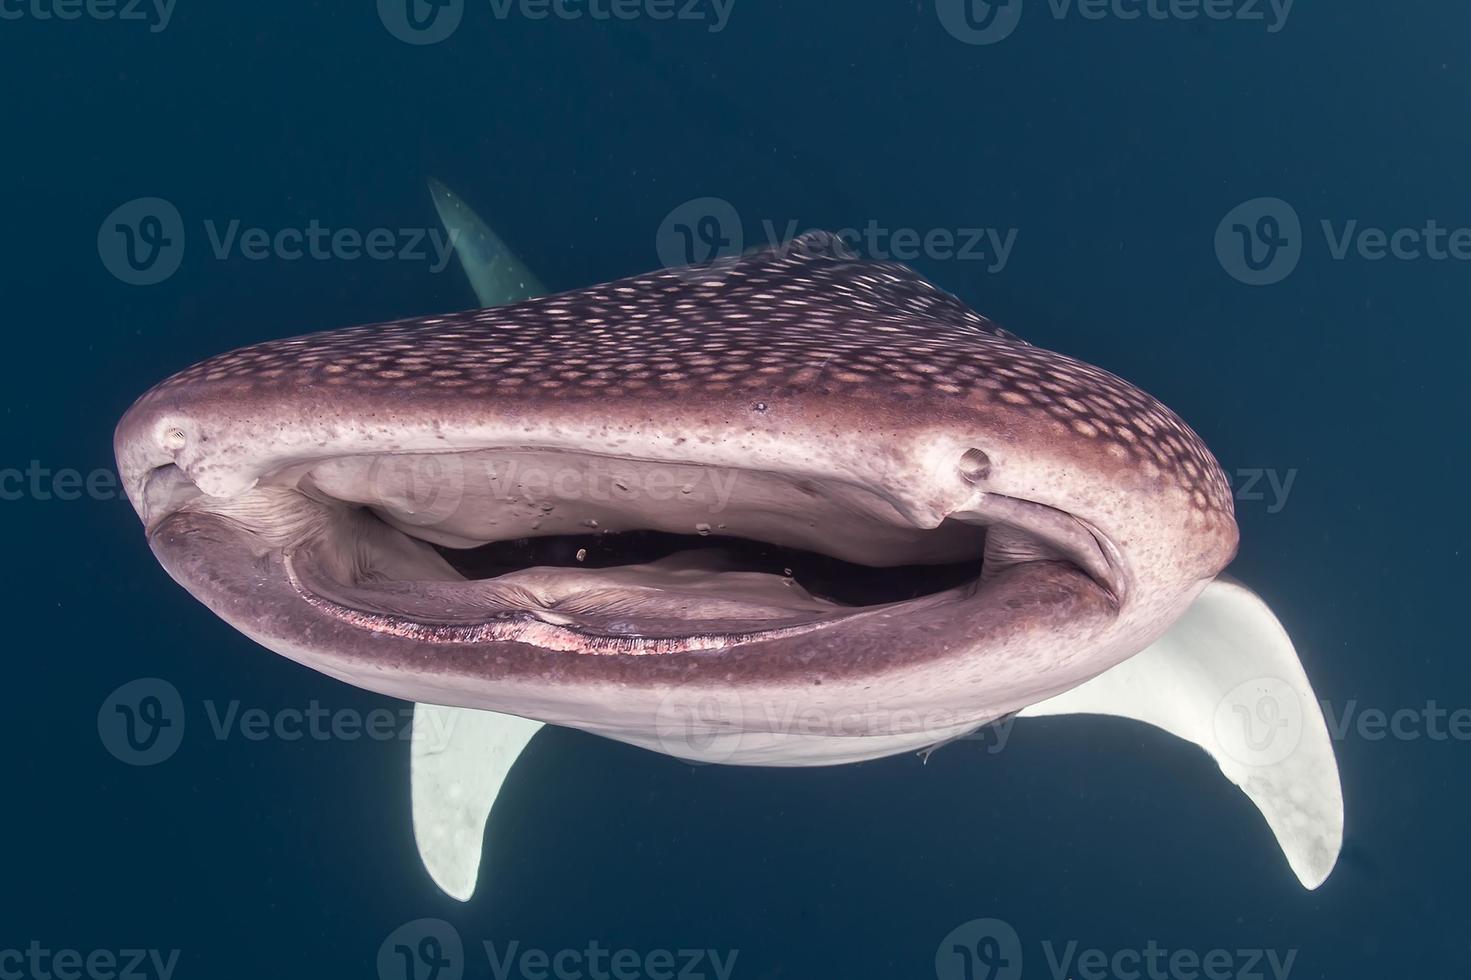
[432,529,987,607]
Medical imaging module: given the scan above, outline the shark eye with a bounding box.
[958,448,992,483]
[161,426,187,451]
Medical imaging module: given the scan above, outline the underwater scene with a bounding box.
[1,2,1467,979]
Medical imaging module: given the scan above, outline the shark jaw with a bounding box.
[138,436,1122,662]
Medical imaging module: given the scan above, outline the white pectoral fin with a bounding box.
[410,703,542,901]
[1020,578,1344,889]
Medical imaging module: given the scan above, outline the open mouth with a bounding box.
[149,446,1122,655]
[431,529,987,605]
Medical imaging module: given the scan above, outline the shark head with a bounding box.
[116,232,1234,739]
[116,229,1339,896]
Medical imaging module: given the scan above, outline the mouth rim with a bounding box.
[138,443,1128,659]
[280,488,1124,659]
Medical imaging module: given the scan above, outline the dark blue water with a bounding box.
[2,3,1466,978]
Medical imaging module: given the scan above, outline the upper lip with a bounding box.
[956,490,1127,604]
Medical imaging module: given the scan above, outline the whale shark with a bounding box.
[115,185,1343,901]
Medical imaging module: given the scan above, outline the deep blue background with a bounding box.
[2,2,1467,977]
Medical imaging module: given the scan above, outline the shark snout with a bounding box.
[114,395,189,518]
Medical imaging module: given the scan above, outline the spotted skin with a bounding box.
[130,235,1225,515]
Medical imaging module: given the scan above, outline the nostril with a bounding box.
[958,448,992,483]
